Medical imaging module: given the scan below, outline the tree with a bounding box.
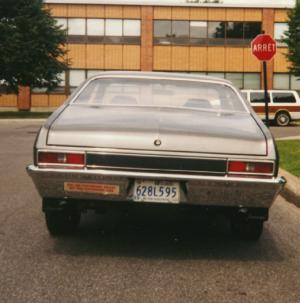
[283,0,300,79]
[0,0,68,93]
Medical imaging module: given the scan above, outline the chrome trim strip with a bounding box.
[27,165,285,185]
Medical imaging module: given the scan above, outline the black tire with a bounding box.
[45,209,81,236]
[231,219,264,241]
[275,111,290,127]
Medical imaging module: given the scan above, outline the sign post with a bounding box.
[251,34,277,127]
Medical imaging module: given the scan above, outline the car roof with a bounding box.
[88,71,233,86]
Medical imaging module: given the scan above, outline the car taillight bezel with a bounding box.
[227,160,274,178]
[37,151,85,169]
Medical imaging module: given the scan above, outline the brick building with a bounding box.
[0,0,296,111]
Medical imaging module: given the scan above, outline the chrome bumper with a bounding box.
[26,165,286,208]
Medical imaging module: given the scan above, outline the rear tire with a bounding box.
[45,209,81,236]
[231,219,264,241]
[275,111,290,127]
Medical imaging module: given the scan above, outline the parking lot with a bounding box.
[0,120,300,303]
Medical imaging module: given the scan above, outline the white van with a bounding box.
[241,90,300,126]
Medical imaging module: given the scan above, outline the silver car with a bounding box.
[27,71,285,240]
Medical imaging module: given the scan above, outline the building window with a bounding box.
[291,75,300,90]
[226,73,243,89]
[31,71,66,94]
[105,19,122,43]
[69,70,86,89]
[154,21,172,45]
[87,19,105,36]
[58,71,66,86]
[207,72,225,79]
[190,72,207,75]
[154,20,261,46]
[226,22,244,45]
[54,71,66,93]
[274,23,288,47]
[197,73,260,89]
[273,73,290,89]
[244,73,260,89]
[190,21,207,45]
[105,19,122,36]
[65,18,141,44]
[123,20,141,43]
[55,18,67,30]
[274,73,300,91]
[244,22,261,40]
[87,70,104,78]
[208,21,226,45]
[31,88,48,93]
[172,21,190,45]
[124,20,141,36]
[68,18,86,35]
[0,80,9,93]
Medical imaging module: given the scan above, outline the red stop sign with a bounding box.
[251,34,277,61]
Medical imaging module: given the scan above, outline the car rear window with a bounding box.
[272,92,297,103]
[73,78,246,112]
[250,92,270,103]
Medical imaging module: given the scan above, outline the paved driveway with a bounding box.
[270,124,300,139]
[0,120,300,303]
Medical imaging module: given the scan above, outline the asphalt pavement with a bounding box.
[0,120,300,303]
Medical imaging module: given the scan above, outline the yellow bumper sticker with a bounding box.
[64,182,120,195]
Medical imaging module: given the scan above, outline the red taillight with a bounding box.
[38,152,85,167]
[65,153,85,165]
[228,161,273,176]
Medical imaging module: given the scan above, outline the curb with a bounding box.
[279,168,300,208]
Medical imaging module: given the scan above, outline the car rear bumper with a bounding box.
[26,165,286,209]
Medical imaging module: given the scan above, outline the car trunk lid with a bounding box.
[47,105,267,156]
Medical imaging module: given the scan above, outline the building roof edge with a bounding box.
[44,0,295,9]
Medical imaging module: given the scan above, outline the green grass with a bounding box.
[277,140,300,177]
[0,111,52,119]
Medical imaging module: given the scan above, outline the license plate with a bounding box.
[133,180,180,203]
